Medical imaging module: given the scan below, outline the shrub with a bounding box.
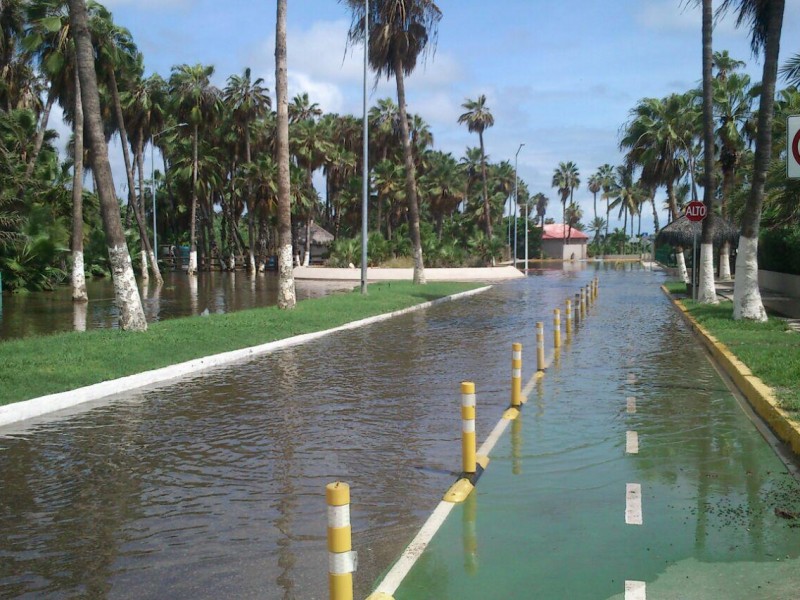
[759,227,800,275]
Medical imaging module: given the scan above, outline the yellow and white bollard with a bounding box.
[554,308,561,348]
[461,381,477,474]
[326,482,356,600]
[536,321,545,372]
[565,299,572,337]
[581,288,587,319]
[511,343,522,408]
[575,293,581,324]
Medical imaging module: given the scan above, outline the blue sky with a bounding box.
[67,0,800,235]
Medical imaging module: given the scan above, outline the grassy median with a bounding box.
[665,281,800,414]
[0,281,482,406]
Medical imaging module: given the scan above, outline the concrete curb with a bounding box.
[0,286,492,429]
[661,285,800,455]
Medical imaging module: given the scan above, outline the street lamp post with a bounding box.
[151,123,187,264]
[360,0,369,295]
[513,143,525,270]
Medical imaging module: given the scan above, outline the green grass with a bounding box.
[665,280,800,414]
[0,281,482,406]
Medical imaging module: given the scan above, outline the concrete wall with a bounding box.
[759,270,800,297]
[542,240,587,260]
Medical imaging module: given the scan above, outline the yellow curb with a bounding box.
[661,285,800,456]
[365,594,394,600]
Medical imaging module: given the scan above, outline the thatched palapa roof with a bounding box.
[656,214,739,248]
[297,222,335,246]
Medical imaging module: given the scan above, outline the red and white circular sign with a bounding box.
[685,200,707,222]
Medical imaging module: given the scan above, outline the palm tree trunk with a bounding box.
[479,131,492,239]
[667,179,689,283]
[393,56,425,284]
[719,166,734,280]
[698,0,718,304]
[136,134,163,284]
[69,0,146,331]
[71,65,88,303]
[733,0,784,321]
[108,69,153,282]
[275,0,296,308]
[25,84,56,178]
[650,190,659,235]
[188,123,199,275]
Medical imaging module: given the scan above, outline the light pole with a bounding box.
[513,143,524,270]
[151,122,187,263]
[524,200,529,271]
[360,0,369,295]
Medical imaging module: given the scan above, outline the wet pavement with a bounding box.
[391,269,800,599]
[1,263,797,599]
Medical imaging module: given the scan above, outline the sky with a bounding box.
[55,0,800,236]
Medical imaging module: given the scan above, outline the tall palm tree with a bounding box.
[533,192,548,227]
[275,0,295,307]
[597,163,615,236]
[721,0,785,321]
[68,0,146,330]
[697,0,718,304]
[169,63,220,275]
[345,0,442,285]
[458,94,494,238]
[587,172,601,222]
[224,67,270,273]
[551,161,579,227]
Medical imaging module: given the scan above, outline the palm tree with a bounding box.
[345,0,442,285]
[565,202,583,243]
[588,216,606,247]
[169,63,220,275]
[620,94,694,281]
[224,67,270,272]
[533,192,548,227]
[458,94,494,238]
[597,163,615,236]
[275,0,295,308]
[714,70,752,280]
[721,0,785,321]
[68,0,146,330]
[288,92,322,123]
[587,172,601,222]
[551,161,580,227]
[697,0,718,304]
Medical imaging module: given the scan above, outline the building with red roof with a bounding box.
[541,223,589,260]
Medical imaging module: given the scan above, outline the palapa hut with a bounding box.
[296,221,335,265]
[656,214,739,273]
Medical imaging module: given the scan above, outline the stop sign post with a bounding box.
[684,200,707,301]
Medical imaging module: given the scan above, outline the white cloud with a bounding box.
[636,0,738,35]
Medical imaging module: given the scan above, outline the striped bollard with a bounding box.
[595,277,599,299]
[326,482,356,600]
[575,293,581,324]
[565,299,572,338]
[554,308,561,348]
[580,288,586,320]
[536,321,545,372]
[461,381,477,474]
[511,343,522,407]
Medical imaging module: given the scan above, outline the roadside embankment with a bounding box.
[662,283,800,454]
[293,265,524,281]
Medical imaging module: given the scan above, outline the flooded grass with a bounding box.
[0,281,480,405]
[665,281,800,414]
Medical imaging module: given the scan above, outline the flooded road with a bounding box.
[0,271,353,340]
[1,264,795,599]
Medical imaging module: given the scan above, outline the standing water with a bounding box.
[1,264,797,599]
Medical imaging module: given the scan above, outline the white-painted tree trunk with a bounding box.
[73,300,87,332]
[303,251,310,267]
[147,248,162,285]
[188,250,198,275]
[108,244,147,331]
[278,243,296,309]
[697,243,718,304]
[140,250,149,281]
[71,250,88,302]
[733,235,767,321]
[719,242,732,281]
[676,250,689,283]
[189,273,198,314]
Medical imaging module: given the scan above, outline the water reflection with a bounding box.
[0,271,354,341]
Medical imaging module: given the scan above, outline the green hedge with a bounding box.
[759,228,800,275]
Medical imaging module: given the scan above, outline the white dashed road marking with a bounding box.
[626,483,643,525]
[625,580,646,599]
[626,396,636,414]
[626,431,639,454]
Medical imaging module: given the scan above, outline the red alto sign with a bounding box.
[685,200,707,222]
